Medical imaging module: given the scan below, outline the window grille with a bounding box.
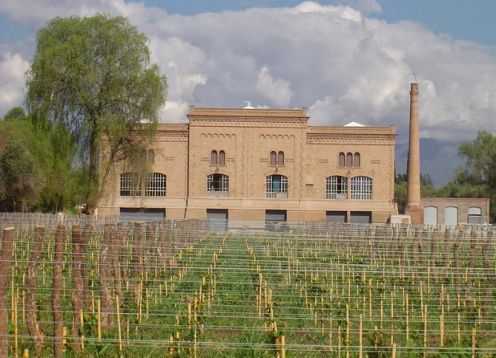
[210,150,218,165]
[277,151,285,166]
[145,173,166,197]
[120,172,141,196]
[207,174,229,197]
[351,176,372,200]
[266,175,288,198]
[269,151,277,166]
[218,150,226,166]
[353,152,360,167]
[326,176,348,199]
[339,152,345,166]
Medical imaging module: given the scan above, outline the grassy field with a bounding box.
[1,221,495,356]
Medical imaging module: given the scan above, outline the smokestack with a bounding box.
[405,82,423,224]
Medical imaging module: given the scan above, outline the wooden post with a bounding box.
[0,227,15,357]
[280,335,286,358]
[71,224,83,353]
[116,295,123,355]
[97,298,102,342]
[472,326,476,358]
[359,314,363,358]
[52,225,65,358]
[25,226,44,354]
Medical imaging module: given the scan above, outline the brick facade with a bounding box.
[98,107,397,223]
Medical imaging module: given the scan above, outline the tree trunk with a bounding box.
[84,128,99,215]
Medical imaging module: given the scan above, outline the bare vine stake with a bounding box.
[423,304,427,353]
[472,326,476,358]
[52,225,65,358]
[116,295,123,356]
[97,298,101,342]
[14,287,18,358]
[440,313,445,347]
[26,226,45,354]
[359,314,363,358]
[345,304,350,358]
[71,224,83,353]
[406,293,409,343]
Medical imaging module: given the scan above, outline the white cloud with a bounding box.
[256,66,293,107]
[0,1,495,142]
[0,52,29,115]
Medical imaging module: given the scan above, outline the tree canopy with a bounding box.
[26,14,167,213]
[0,112,82,212]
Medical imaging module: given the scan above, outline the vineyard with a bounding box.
[0,214,495,357]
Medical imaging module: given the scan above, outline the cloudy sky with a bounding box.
[1,0,495,152]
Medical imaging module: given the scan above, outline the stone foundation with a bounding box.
[405,206,423,225]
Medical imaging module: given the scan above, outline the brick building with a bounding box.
[98,107,397,224]
[422,197,490,225]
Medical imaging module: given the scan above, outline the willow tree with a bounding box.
[26,15,167,214]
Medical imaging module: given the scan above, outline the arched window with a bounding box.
[351,176,372,200]
[269,151,277,166]
[346,152,353,167]
[266,175,288,198]
[210,150,218,165]
[277,151,285,166]
[145,173,166,196]
[218,150,226,166]
[353,152,360,167]
[326,176,348,199]
[120,172,140,196]
[147,150,155,164]
[339,152,345,167]
[207,174,229,196]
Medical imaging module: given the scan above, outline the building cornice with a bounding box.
[187,107,309,127]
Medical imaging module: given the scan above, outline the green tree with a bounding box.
[26,14,167,214]
[0,129,44,212]
[394,173,437,213]
[455,130,496,221]
[0,111,82,213]
[3,107,26,120]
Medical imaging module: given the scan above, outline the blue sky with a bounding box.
[1,0,495,184]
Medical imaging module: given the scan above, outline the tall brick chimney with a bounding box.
[405,82,423,224]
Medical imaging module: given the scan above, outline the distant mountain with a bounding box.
[395,138,462,187]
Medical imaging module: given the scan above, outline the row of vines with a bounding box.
[0,216,495,356]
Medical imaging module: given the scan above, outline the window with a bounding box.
[346,152,353,167]
[338,152,360,167]
[210,150,218,165]
[120,172,140,196]
[145,173,166,196]
[147,150,155,164]
[266,175,288,198]
[120,172,166,197]
[207,174,229,197]
[468,207,482,224]
[218,150,226,166]
[353,152,360,167]
[277,151,285,166]
[326,176,348,199]
[351,176,372,200]
[270,151,277,166]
